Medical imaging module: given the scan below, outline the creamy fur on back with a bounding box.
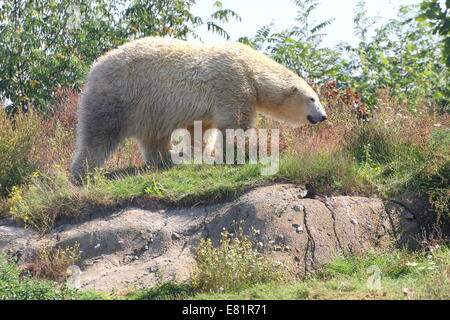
[71,37,325,178]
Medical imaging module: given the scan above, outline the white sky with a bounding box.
[191,0,423,46]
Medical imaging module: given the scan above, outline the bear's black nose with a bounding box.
[321,115,328,122]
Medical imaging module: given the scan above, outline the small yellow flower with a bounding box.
[29,80,40,88]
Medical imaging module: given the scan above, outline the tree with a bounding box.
[417,0,450,67]
[338,1,448,110]
[0,0,123,113]
[240,0,448,112]
[0,0,239,114]
[239,0,339,84]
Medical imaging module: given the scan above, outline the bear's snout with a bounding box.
[307,114,327,124]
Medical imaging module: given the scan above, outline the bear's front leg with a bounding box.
[212,103,257,163]
[138,136,173,169]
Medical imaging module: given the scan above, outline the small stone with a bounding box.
[171,232,181,240]
[402,212,415,220]
[273,246,283,252]
[94,244,101,249]
[148,266,158,273]
[292,204,304,212]
[351,219,358,225]
[294,256,301,262]
[284,246,290,252]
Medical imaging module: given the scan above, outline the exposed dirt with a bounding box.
[0,184,427,292]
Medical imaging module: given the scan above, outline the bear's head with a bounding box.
[284,82,327,125]
[258,77,328,126]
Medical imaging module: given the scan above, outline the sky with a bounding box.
[190,0,423,47]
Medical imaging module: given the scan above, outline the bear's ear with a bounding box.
[289,86,298,95]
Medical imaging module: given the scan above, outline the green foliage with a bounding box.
[239,0,340,83]
[339,2,449,110]
[417,0,450,67]
[278,151,370,194]
[317,251,413,280]
[241,0,448,112]
[0,0,122,113]
[124,0,240,40]
[128,282,195,300]
[422,158,450,224]
[191,225,287,293]
[0,255,77,300]
[7,168,91,233]
[128,245,450,300]
[0,110,39,197]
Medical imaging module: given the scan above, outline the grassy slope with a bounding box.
[6,127,448,232]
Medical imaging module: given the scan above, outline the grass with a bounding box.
[0,255,78,300]
[128,245,450,300]
[1,85,448,231]
[4,121,449,233]
[1,243,447,300]
[104,163,265,204]
[190,226,287,293]
[6,163,268,232]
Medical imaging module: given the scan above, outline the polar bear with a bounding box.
[71,37,327,179]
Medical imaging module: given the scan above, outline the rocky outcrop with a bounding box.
[0,184,425,292]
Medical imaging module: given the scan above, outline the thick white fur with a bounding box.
[71,37,326,178]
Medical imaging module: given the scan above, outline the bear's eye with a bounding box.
[310,98,315,102]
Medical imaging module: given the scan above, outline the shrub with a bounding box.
[31,243,81,282]
[417,246,450,300]
[7,168,108,233]
[0,255,76,300]
[0,110,40,197]
[191,225,287,293]
[128,282,196,300]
